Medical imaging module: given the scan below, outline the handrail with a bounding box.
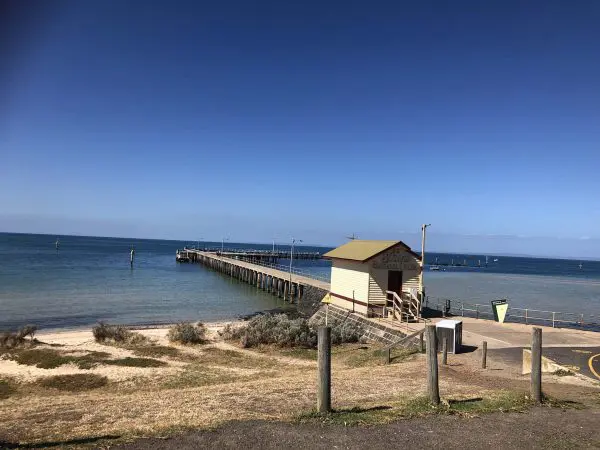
[218,254,331,283]
[424,296,600,330]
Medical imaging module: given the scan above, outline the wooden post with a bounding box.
[317,327,331,413]
[481,341,487,369]
[531,327,542,403]
[386,347,391,364]
[442,337,448,365]
[425,325,440,405]
[283,281,289,302]
[419,331,424,353]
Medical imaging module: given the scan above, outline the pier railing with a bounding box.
[219,254,331,283]
[424,297,600,331]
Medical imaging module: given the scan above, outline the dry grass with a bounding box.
[0,379,15,399]
[0,339,552,447]
[297,391,537,426]
[36,374,108,392]
[131,345,181,359]
[104,357,167,368]
[4,348,113,370]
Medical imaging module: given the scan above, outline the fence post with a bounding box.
[476,304,479,320]
[531,327,542,403]
[419,331,424,353]
[386,347,391,364]
[317,327,332,413]
[482,341,487,369]
[461,302,464,317]
[442,337,448,365]
[525,309,528,324]
[552,312,555,328]
[425,325,440,405]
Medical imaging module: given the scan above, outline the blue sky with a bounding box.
[1,1,600,257]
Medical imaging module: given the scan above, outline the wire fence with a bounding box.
[424,297,600,331]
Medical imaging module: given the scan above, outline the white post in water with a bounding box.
[289,238,302,301]
[130,247,135,266]
[419,224,431,311]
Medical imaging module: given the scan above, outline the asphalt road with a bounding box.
[489,346,600,381]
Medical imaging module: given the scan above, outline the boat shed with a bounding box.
[323,240,422,319]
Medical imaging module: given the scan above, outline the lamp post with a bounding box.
[419,224,431,313]
[221,237,229,253]
[290,238,302,301]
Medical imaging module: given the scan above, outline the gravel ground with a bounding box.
[115,407,600,450]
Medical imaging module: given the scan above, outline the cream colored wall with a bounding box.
[368,268,388,304]
[368,249,422,302]
[330,260,370,315]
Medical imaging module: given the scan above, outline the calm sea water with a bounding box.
[1,232,599,330]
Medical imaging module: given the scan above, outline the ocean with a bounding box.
[1,232,599,331]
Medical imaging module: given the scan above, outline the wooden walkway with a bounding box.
[178,250,330,301]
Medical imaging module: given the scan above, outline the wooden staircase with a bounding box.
[385,290,421,323]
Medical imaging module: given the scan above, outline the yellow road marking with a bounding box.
[588,354,600,381]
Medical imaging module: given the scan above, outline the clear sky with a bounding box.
[2,0,600,257]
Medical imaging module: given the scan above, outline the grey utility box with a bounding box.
[435,319,462,354]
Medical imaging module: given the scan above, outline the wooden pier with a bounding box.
[176,250,330,302]
[181,248,322,264]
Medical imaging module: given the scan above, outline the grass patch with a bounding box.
[0,379,15,399]
[297,392,538,426]
[104,357,167,368]
[4,348,112,369]
[276,347,318,361]
[340,346,419,368]
[131,345,181,358]
[161,365,240,389]
[37,374,108,392]
[552,369,574,377]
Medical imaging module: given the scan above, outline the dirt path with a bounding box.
[115,407,600,449]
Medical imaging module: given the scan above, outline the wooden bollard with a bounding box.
[481,341,487,369]
[425,325,440,405]
[386,347,391,364]
[317,327,331,413]
[419,332,424,353]
[531,328,542,403]
[442,337,448,365]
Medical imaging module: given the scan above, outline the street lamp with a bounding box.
[221,237,229,253]
[289,238,302,301]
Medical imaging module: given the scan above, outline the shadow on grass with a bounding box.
[0,435,120,449]
[448,397,483,405]
[336,405,393,413]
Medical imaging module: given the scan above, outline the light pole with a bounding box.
[290,238,302,301]
[221,237,229,253]
[419,224,431,313]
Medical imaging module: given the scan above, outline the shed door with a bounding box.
[387,270,403,300]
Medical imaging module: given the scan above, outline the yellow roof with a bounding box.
[323,240,416,262]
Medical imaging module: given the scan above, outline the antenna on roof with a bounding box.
[346,233,358,240]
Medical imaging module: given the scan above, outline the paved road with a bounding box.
[489,346,600,381]
[543,346,600,381]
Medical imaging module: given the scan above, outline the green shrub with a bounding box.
[221,314,366,349]
[168,322,207,345]
[0,324,38,349]
[92,322,148,345]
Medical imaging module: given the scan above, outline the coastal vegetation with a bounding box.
[0,325,38,349]
[92,322,148,345]
[36,374,108,392]
[220,313,365,348]
[167,322,207,345]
